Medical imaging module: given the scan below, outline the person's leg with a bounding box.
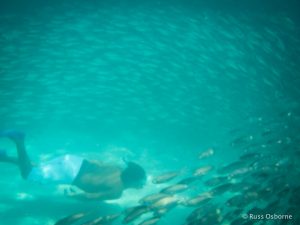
[0,131,33,179]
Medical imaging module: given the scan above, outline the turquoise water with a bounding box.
[0,1,300,225]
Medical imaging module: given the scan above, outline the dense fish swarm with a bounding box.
[0,3,299,132]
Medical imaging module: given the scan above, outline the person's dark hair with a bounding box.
[121,162,146,188]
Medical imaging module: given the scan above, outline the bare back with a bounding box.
[73,160,124,199]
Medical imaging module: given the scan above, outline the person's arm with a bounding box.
[73,191,121,201]
[65,186,122,201]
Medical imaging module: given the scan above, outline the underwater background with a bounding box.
[0,0,300,224]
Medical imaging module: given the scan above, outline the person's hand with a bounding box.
[64,186,85,198]
[64,186,107,201]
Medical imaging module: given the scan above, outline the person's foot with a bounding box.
[0,130,25,144]
[0,148,19,164]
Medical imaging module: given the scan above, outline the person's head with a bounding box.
[121,162,146,189]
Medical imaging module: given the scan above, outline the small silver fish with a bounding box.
[152,171,181,184]
[123,205,150,224]
[193,166,213,177]
[55,212,87,225]
[160,184,189,194]
[217,161,246,174]
[150,196,179,209]
[239,152,261,161]
[183,192,213,207]
[138,217,161,225]
[204,176,228,187]
[211,183,234,195]
[139,193,170,205]
[226,194,248,208]
[198,148,214,160]
[178,176,200,185]
[81,213,120,225]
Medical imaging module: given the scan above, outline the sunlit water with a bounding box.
[0,0,300,224]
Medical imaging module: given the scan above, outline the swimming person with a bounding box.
[0,130,146,201]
